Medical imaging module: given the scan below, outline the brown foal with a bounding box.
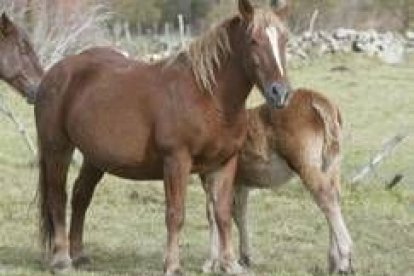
[35,0,291,275]
[204,89,354,274]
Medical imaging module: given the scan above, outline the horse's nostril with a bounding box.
[272,86,279,96]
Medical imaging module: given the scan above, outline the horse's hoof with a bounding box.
[222,260,246,275]
[202,259,220,273]
[338,265,355,275]
[49,251,72,274]
[330,257,354,275]
[330,265,355,275]
[164,267,184,276]
[50,258,72,274]
[238,255,252,268]
[72,254,91,268]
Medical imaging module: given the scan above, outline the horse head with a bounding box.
[238,0,291,108]
[0,13,43,103]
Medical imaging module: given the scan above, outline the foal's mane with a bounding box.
[185,8,287,94]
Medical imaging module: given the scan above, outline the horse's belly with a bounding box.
[73,128,242,180]
[104,162,164,180]
[238,153,295,189]
[79,140,165,180]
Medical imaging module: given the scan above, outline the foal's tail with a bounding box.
[311,98,343,173]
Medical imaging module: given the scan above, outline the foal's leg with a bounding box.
[203,156,244,274]
[39,147,73,272]
[232,185,251,267]
[328,169,354,274]
[300,166,353,274]
[201,176,220,273]
[69,161,104,267]
[163,151,191,276]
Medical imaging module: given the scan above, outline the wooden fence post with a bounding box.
[178,14,185,46]
[407,0,414,30]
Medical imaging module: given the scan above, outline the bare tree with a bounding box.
[0,0,112,68]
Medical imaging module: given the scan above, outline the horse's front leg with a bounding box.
[163,151,192,276]
[203,155,244,275]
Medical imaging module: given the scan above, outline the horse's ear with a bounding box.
[0,12,13,36]
[238,0,254,23]
[270,0,290,21]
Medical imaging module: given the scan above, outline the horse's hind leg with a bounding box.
[202,178,251,270]
[38,146,73,272]
[69,161,104,267]
[328,168,354,274]
[202,156,244,275]
[300,166,353,274]
[201,175,220,273]
[232,184,251,267]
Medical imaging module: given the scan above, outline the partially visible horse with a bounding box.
[0,13,43,102]
[204,89,354,274]
[35,0,291,275]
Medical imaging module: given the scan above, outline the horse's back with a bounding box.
[81,47,128,63]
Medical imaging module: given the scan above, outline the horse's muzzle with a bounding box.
[26,84,37,104]
[265,82,291,109]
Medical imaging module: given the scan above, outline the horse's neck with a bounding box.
[212,34,253,116]
[214,57,252,113]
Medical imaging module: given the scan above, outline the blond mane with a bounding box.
[187,20,232,94]
[250,8,288,34]
[186,8,287,94]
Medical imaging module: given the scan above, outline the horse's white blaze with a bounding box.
[265,26,284,76]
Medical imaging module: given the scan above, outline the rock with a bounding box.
[333,28,355,40]
[405,30,414,40]
[287,29,409,63]
[302,31,313,41]
[378,40,405,64]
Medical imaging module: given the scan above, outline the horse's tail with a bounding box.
[38,149,53,255]
[35,64,68,256]
[311,98,342,173]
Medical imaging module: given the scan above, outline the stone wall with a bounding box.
[288,29,414,64]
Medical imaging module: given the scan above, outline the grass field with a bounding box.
[0,53,413,276]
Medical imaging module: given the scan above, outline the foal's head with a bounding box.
[238,0,291,108]
[0,13,43,102]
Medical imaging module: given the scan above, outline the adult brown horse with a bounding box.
[0,13,43,102]
[35,0,291,274]
[204,89,354,274]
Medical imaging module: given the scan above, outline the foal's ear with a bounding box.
[238,0,254,23]
[0,13,13,36]
[270,0,290,21]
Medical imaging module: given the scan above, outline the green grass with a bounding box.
[0,53,414,275]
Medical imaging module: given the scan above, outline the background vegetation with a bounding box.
[105,0,414,32]
[1,0,414,66]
